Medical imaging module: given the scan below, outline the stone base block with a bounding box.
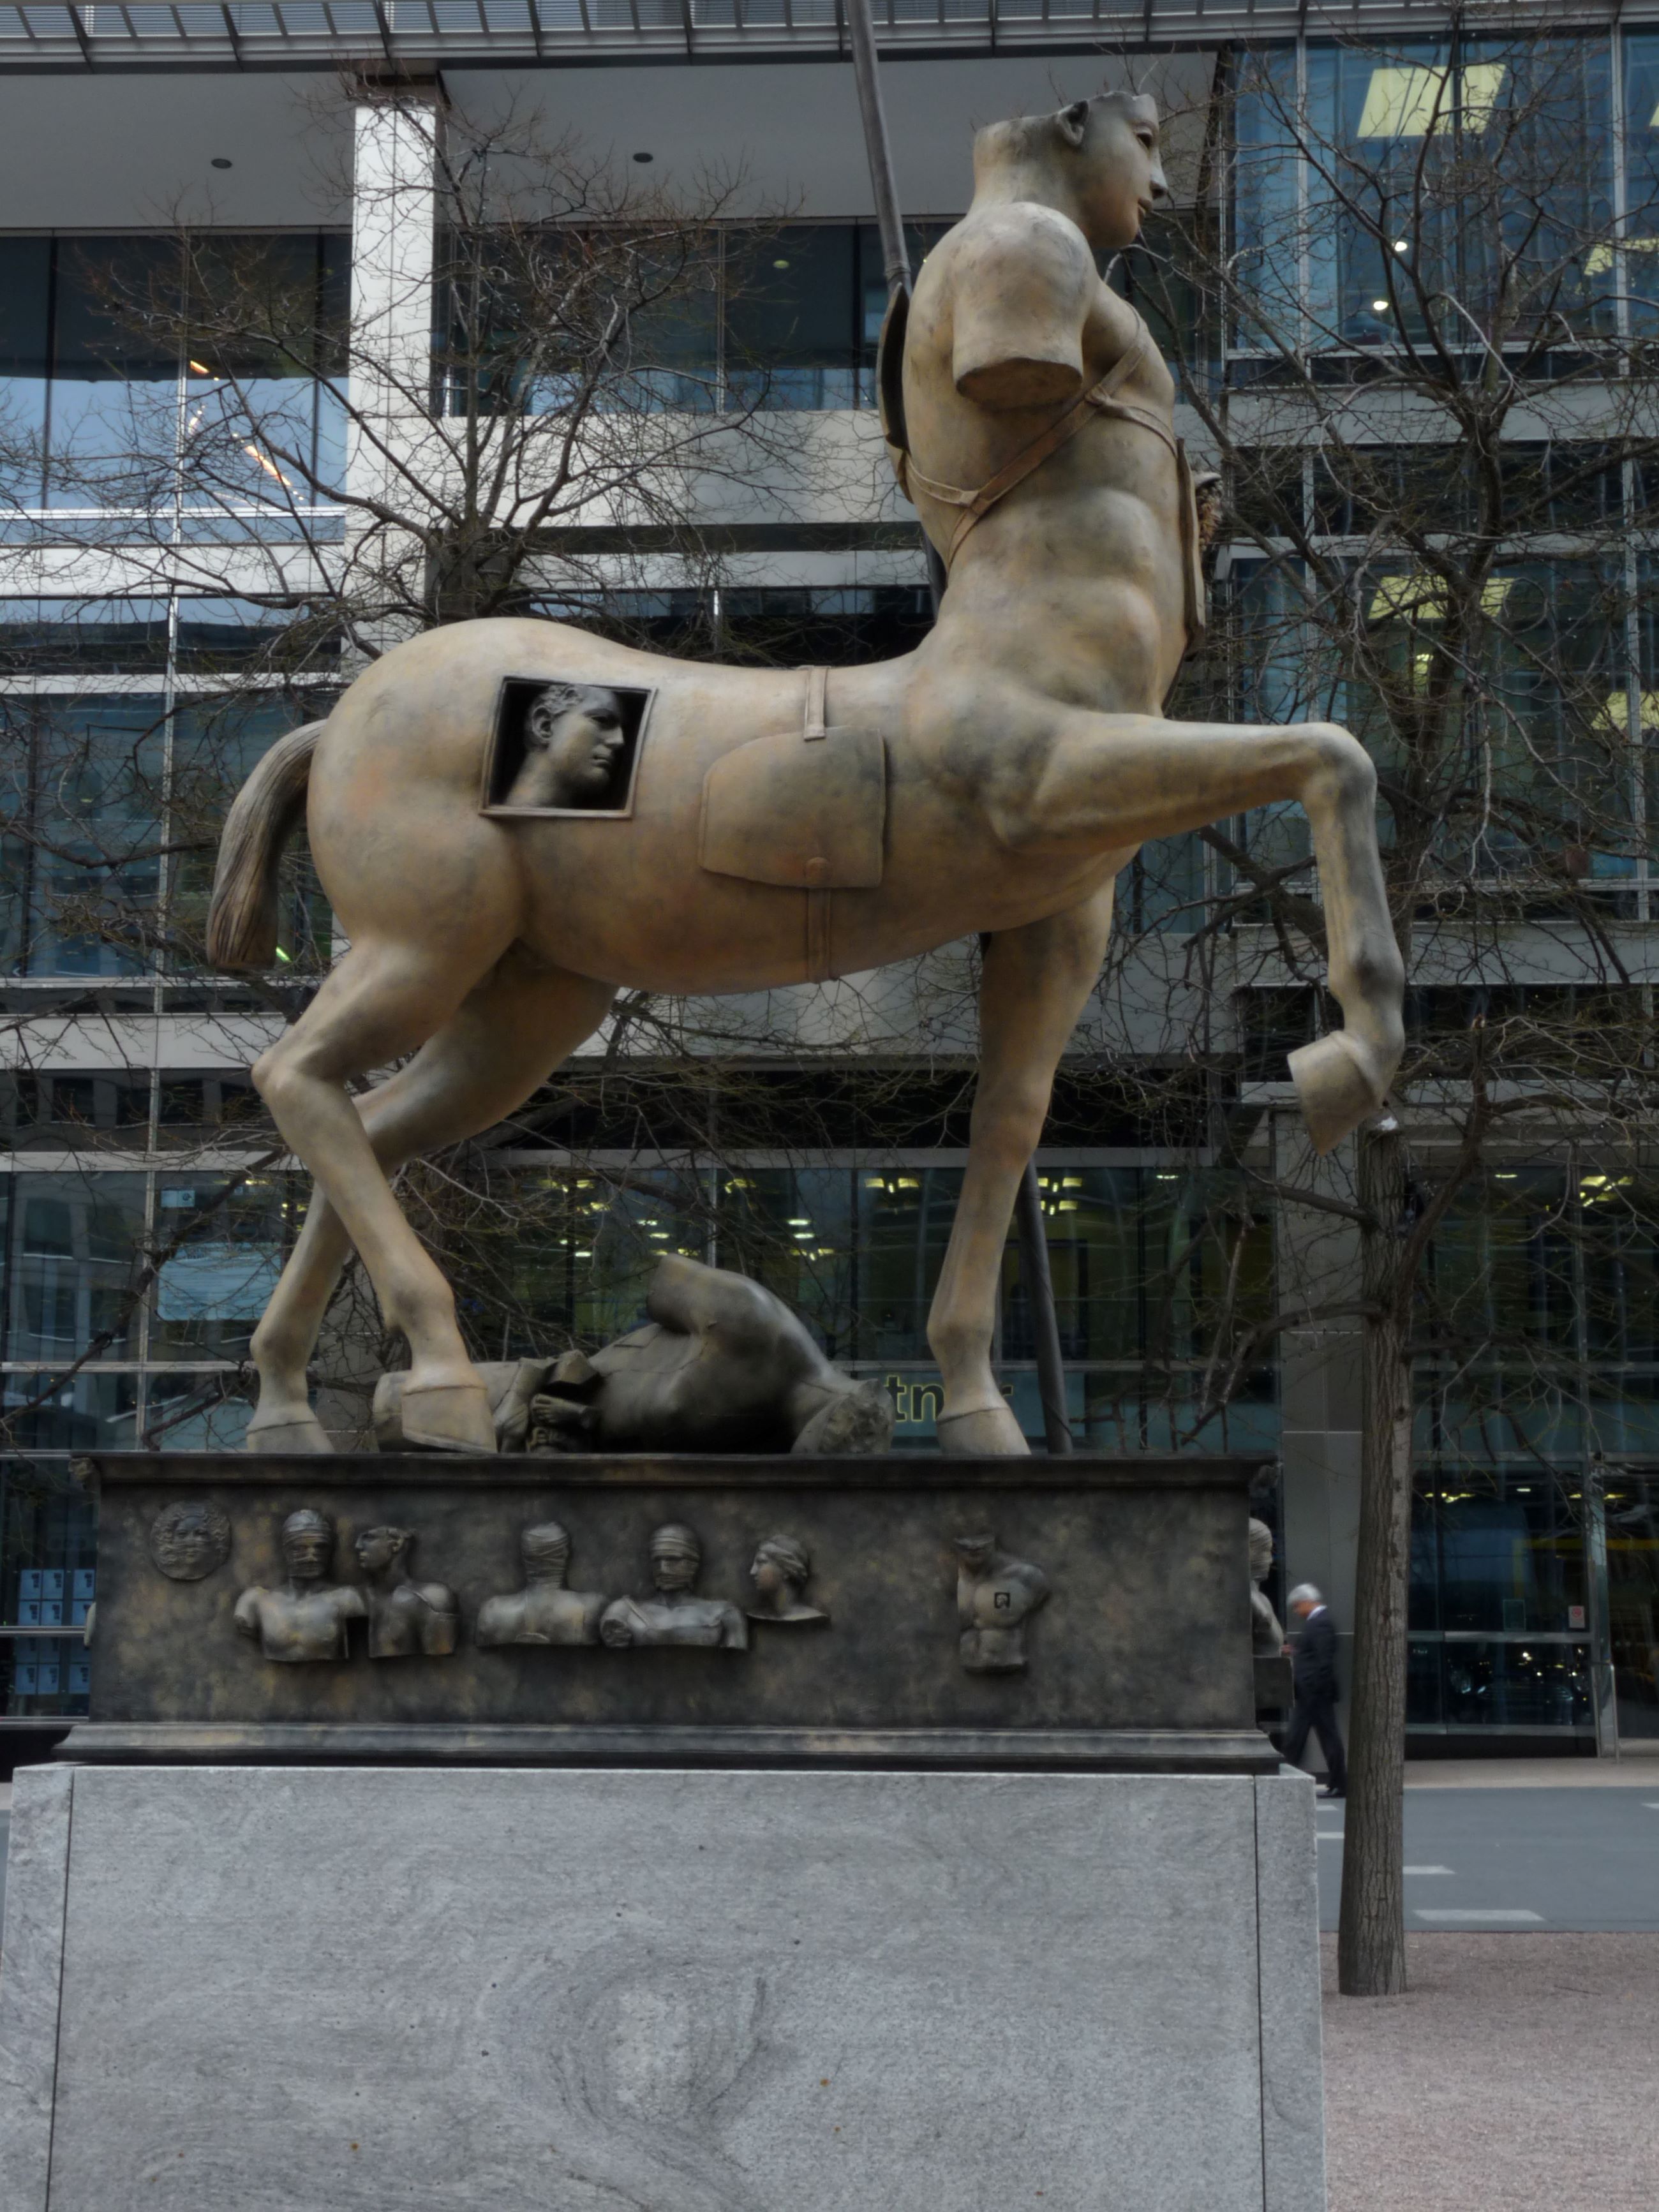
[0,1765,1324,2211]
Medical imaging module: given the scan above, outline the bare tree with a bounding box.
[1103,26,1659,1991]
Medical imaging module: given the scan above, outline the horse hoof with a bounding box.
[1286,1032,1384,1156]
[936,1403,1029,1457]
[397,1382,498,1455]
[244,1407,334,1455]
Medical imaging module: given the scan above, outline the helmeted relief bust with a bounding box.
[600,1524,748,1651]
[353,1524,459,1659]
[476,1522,607,1648]
[234,1508,366,1664]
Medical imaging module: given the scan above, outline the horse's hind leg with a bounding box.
[250,935,521,1453]
[928,879,1122,1455]
[999,709,1405,1152]
[248,953,616,1452]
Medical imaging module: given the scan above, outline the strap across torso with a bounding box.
[898,315,1176,569]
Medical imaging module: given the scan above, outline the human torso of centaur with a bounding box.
[899,199,1191,717]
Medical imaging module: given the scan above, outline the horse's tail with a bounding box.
[206,718,327,972]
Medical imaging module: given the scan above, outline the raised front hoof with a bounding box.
[1288,1032,1385,1157]
[397,1381,497,1455]
[244,1407,334,1455]
[936,1402,1030,1457]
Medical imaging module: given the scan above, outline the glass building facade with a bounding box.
[1,26,1657,1755]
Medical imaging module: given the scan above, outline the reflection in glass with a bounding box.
[3,1173,147,1363]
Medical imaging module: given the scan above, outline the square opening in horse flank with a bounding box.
[480,676,653,819]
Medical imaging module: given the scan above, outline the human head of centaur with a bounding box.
[524,682,626,805]
[973,90,1168,253]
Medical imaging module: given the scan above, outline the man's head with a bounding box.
[650,1522,701,1592]
[523,683,625,805]
[1288,1582,1323,1621]
[354,1524,410,1577]
[521,1522,573,1586]
[281,1507,334,1582]
[974,91,1168,253]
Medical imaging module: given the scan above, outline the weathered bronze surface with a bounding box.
[354,1525,459,1658]
[1249,1514,1286,1657]
[148,1499,231,1582]
[599,1522,749,1650]
[70,1451,1272,1769]
[378,1257,896,1459]
[746,1533,829,1627]
[955,1530,1050,1674]
[209,91,1404,1464]
[475,1521,606,1647]
[232,1508,366,1663]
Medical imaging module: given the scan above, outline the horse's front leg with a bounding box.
[1005,709,1405,1151]
[928,879,1123,1455]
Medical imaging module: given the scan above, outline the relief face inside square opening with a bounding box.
[481,677,651,817]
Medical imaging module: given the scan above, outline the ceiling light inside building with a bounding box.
[1371,299,1390,313]
[1357,63,1506,140]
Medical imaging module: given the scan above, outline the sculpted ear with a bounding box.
[1057,100,1091,149]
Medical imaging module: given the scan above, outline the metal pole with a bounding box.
[849,0,1067,1444]
[846,0,910,298]
[845,0,948,611]
[1016,1163,1075,1455]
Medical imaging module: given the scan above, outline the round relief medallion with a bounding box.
[148,1500,232,1582]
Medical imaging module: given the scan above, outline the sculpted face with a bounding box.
[168,1509,218,1573]
[750,1550,787,1602]
[1072,94,1167,253]
[354,1527,403,1577]
[526,686,625,805]
[955,1533,995,1578]
[651,1536,700,1592]
[283,1520,332,1582]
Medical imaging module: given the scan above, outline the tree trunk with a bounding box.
[1337,1122,1415,1996]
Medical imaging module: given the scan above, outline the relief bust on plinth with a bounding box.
[234,1508,366,1664]
[600,1524,748,1651]
[476,1522,607,1649]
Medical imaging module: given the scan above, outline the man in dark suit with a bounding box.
[1284,1583,1347,1799]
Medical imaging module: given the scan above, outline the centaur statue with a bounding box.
[209,91,1404,1457]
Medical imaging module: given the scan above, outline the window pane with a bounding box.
[3,1172,147,1362]
[47,236,180,508]
[22,697,167,975]
[167,697,334,972]
[149,1175,293,1360]
[2,1455,97,1627]
[0,234,50,506]
[726,226,859,410]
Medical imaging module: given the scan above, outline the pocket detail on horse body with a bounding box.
[698,724,888,889]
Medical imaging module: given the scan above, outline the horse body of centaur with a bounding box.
[210,90,1404,1456]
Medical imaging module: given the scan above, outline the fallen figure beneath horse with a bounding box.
[209,87,1404,1457]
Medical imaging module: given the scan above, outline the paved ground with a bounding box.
[1313,1781,1659,1931]
[1323,1933,1659,2212]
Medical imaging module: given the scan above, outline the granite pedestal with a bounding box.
[1,1762,1323,2211]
